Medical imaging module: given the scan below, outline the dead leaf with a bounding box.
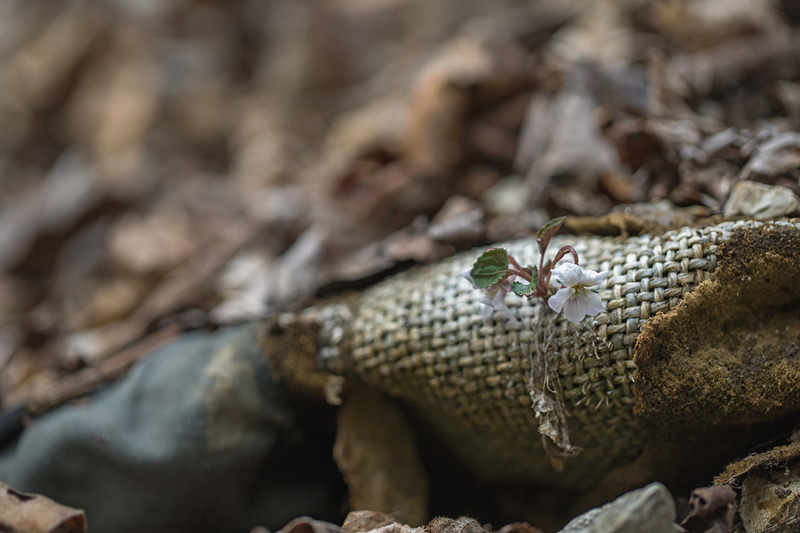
[402,34,528,177]
[680,485,736,533]
[428,196,485,245]
[739,458,800,533]
[494,522,544,533]
[0,152,99,272]
[670,33,800,98]
[516,87,621,208]
[62,221,254,361]
[333,386,429,526]
[425,517,486,533]
[342,511,399,533]
[0,481,86,533]
[739,131,800,180]
[8,1,102,110]
[278,517,348,533]
[109,210,198,274]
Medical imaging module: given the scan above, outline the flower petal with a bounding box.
[583,290,605,316]
[461,270,479,289]
[578,268,609,287]
[562,295,586,322]
[488,288,505,308]
[551,262,583,286]
[498,275,515,291]
[480,291,516,321]
[499,301,518,322]
[547,287,574,313]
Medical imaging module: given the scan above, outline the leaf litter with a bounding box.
[1,0,800,530]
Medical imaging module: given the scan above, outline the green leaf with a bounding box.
[510,266,539,296]
[510,281,533,297]
[470,248,510,288]
[535,216,565,253]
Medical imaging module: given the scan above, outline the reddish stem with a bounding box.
[507,256,533,282]
[551,245,579,266]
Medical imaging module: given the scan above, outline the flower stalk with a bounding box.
[463,217,608,322]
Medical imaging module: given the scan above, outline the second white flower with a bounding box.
[548,262,608,322]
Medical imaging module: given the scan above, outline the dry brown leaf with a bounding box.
[516,87,621,208]
[0,481,86,533]
[333,386,429,526]
[0,152,99,272]
[342,511,401,533]
[7,1,102,110]
[402,35,527,177]
[670,33,800,98]
[278,517,349,533]
[739,131,800,180]
[494,523,544,533]
[428,195,485,245]
[109,211,198,274]
[680,485,737,533]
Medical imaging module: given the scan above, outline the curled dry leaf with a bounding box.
[739,131,800,180]
[680,485,736,533]
[333,386,429,526]
[342,511,399,533]
[0,481,86,533]
[740,460,800,533]
[516,88,621,209]
[277,517,349,533]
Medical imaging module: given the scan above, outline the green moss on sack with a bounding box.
[634,223,800,429]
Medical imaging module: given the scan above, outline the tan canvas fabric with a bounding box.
[313,220,800,490]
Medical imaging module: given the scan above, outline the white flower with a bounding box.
[461,270,480,290]
[461,270,515,320]
[547,262,608,322]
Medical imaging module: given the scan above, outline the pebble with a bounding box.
[723,180,799,219]
[557,483,682,533]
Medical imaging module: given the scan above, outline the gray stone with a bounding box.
[558,483,682,533]
[481,175,528,216]
[0,325,341,533]
[723,180,799,219]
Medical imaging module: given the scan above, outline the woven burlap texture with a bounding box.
[316,220,799,491]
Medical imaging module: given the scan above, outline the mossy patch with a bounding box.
[259,314,345,403]
[634,222,800,429]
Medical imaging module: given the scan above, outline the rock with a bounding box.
[1,325,342,532]
[481,175,527,216]
[740,463,800,533]
[723,180,799,218]
[558,483,682,533]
